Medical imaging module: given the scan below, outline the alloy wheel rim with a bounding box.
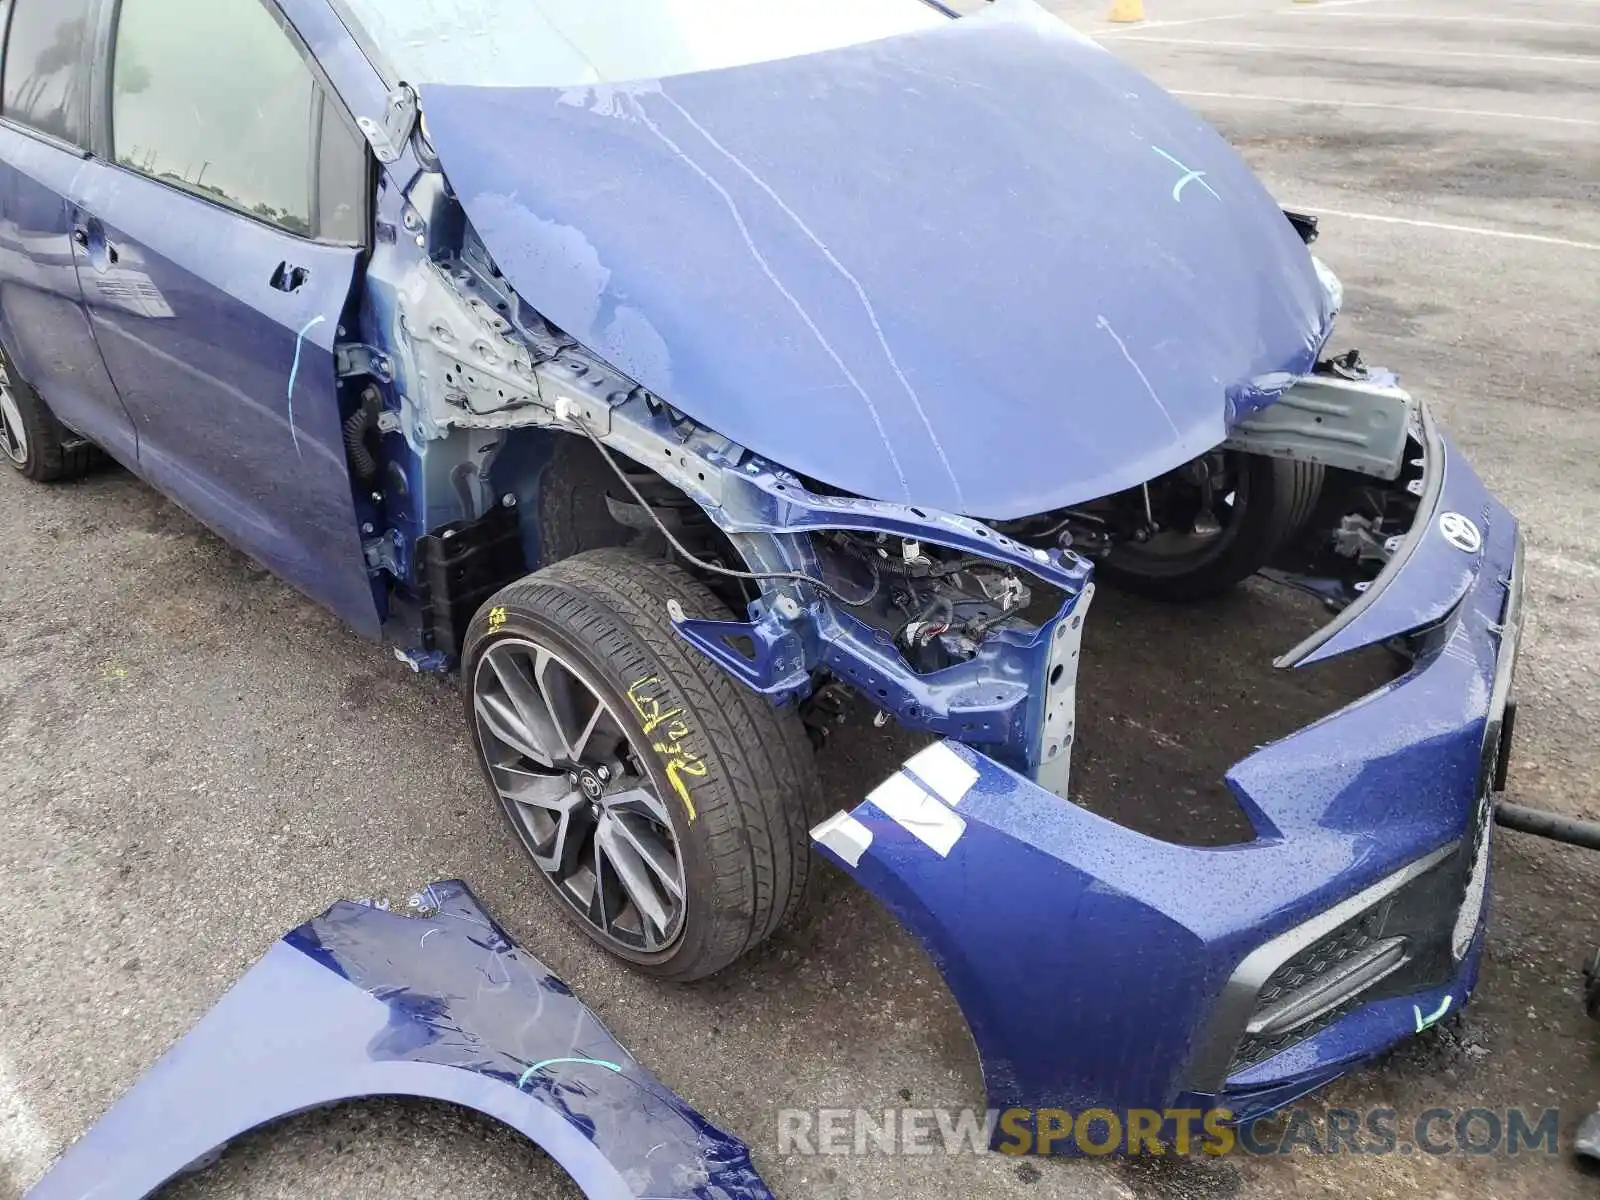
[0,373,27,466]
[473,637,687,953]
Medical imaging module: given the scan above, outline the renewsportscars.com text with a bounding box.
[776,1105,1561,1157]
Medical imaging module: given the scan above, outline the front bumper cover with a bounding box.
[812,422,1522,1145]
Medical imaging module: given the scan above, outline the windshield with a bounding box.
[335,0,949,88]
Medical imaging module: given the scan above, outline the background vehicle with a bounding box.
[0,0,1509,983]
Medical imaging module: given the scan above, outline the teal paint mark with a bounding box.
[1151,145,1220,203]
[1413,994,1453,1032]
[286,314,327,459]
[517,1056,623,1090]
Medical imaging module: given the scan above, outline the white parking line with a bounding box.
[1107,37,1600,66]
[1170,90,1600,128]
[1304,13,1600,30]
[0,1052,52,1192]
[1283,204,1600,252]
[1095,0,1400,36]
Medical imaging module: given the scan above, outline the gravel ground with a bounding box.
[2,1,1598,1198]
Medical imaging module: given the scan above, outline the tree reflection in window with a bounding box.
[2,2,96,145]
[112,0,314,237]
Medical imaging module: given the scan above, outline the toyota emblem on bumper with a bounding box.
[1440,512,1482,553]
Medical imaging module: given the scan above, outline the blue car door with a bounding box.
[68,0,379,634]
[0,0,137,465]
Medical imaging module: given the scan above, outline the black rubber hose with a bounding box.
[344,389,381,482]
[1494,802,1600,851]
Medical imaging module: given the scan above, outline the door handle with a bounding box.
[72,222,119,271]
[270,261,310,293]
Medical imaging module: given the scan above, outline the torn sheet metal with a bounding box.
[418,0,1333,519]
[1223,373,1414,481]
[26,881,772,1200]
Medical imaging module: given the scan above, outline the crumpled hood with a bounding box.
[420,0,1333,519]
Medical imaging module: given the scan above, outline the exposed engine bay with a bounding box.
[811,532,1032,675]
[343,90,1427,806]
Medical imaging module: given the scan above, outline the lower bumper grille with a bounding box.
[1227,826,1488,1075]
[1230,910,1406,1070]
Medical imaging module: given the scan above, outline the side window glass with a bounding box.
[1,0,95,146]
[112,0,315,237]
[316,98,368,245]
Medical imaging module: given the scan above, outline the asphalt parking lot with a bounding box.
[3,1,1598,1197]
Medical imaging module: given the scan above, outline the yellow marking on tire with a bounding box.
[628,675,705,822]
[666,757,706,821]
[627,676,680,732]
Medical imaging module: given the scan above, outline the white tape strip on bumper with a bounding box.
[904,742,979,806]
[866,772,967,857]
[813,744,980,864]
[811,810,875,867]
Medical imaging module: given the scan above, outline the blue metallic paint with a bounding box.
[1217,953,1482,1126]
[349,165,447,595]
[68,158,380,632]
[0,0,385,634]
[279,0,393,116]
[815,430,1517,1140]
[418,0,1333,519]
[0,124,140,465]
[25,880,774,1200]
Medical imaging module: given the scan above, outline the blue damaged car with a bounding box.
[0,0,1519,1129]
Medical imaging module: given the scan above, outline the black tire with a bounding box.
[1098,456,1324,602]
[532,435,634,564]
[0,349,100,482]
[462,547,824,981]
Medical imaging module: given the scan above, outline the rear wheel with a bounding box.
[0,349,100,482]
[462,547,823,980]
[1098,453,1323,601]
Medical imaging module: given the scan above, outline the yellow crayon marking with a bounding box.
[651,717,691,748]
[487,606,508,631]
[665,757,707,821]
[644,706,683,736]
[627,675,704,822]
[626,676,685,735]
